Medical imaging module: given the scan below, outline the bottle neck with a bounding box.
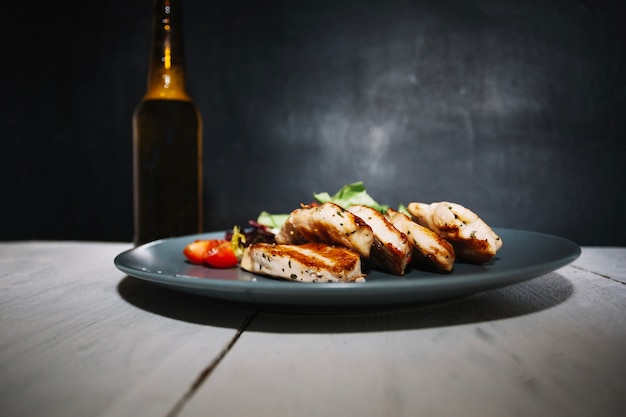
[144,0,191,100]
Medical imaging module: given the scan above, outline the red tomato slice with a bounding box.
[183,239,238,269]
[203,240,239,268]
[183,240,213,265]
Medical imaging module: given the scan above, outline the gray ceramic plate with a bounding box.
[114,228,580,308]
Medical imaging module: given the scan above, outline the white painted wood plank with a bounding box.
[0,242,253,417]
[180,258,626,417]
[572,247,626,283]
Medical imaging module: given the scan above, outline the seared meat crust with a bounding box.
[240,242,366,283]
[384,208,455,273]
[347,205,411,275]
[275,202,374,258]
[407,202,502,264]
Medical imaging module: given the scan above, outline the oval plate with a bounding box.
[114,228,580,308]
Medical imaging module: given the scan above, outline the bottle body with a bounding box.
[133,0,203,246]
[133,99,203,245]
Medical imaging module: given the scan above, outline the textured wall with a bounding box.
[3,0,625,245]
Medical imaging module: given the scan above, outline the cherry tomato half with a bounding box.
[203,240,239,268]
[183,239,239,269]
[183,240,212,265]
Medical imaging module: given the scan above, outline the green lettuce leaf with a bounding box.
[256,182,388,230]
[256,211,290,232]
[313,181,388,212]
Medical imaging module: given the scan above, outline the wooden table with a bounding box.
[1,241,625,417]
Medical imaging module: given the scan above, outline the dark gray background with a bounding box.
[3,0,625,245]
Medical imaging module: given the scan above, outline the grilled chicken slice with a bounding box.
[240,242,366,283]
[384,208,455,273]
[275,202,374,258]
[407,202,502,264]
[347,205,411,275]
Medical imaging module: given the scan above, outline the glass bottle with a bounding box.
[132,0,203,246]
